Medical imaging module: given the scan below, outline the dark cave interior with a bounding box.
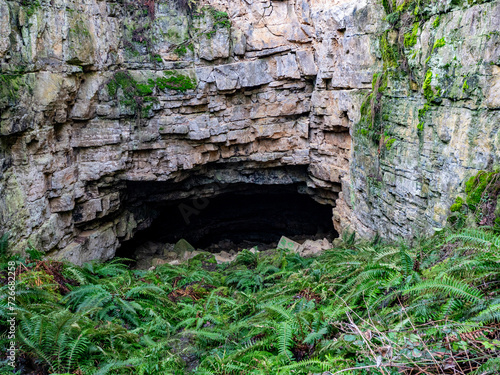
[118,183,338,257]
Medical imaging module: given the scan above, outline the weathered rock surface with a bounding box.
[297,238,331,257]
[134,239,237,270]
[0,0,498,263]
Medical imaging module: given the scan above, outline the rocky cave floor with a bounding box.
[129,233,340,270]
[118,186,340,269]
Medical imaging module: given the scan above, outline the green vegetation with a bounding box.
[0,74,24,109]
[198,6,231,39]
[106,70,196,116]
[432,37,446,51]
[107,71,158,117]
[385,137,396,150]
[121,1,160,60]
[422,69,434,101]
[174,45,188,56]
[417,69,439,132]
[417,102,430,131]
[432,15,441,28]
[155,70,197,92]
[368,0,456,142]
[375,0,461,136]
[172,43,194,57]
[357,72,395,153]
[465,170,500,212]
[404,23,419,48]
[462,78,469,91]
[21,0,40,17]
[449,170,500,228]
[1,224,500,374]
[451,196,464,212]
[485,31,500,41]
[379,31,399,68]
[209,8,231,29]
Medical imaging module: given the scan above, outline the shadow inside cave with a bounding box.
[117,183,338,260]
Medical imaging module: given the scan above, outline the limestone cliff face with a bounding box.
[344,0,500,240]
[0,0,498,263]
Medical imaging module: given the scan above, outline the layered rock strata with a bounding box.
[0,0,498,263]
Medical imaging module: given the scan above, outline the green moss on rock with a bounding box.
[404,23,419,48]
[174,45,188,56]
[385,138,396,150]
[462,79,469,91]
[432,37,446,51]
[450,197,464,212]
[423,70,434,101]
[156,70,197,92]
[380,31,399,68]
[465,171,500,211]
[189,252,217,265]
[432,16,440,28]
[107,71,158,116]
[0,75,21,107]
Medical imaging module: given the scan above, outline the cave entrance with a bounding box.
[118,183,338,264]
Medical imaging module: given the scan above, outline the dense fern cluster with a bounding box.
[1,227,499,374]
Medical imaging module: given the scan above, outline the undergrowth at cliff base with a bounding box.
[1,227,500,374]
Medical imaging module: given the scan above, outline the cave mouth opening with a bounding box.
[117,183,338,259]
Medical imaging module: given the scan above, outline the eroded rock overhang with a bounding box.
[0,0,376,263]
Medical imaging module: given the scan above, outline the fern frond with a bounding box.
[403,276,484,303]
[277,321,294,362]
[184,329,225,342]
[259,303,293,321]
[446,228,499,249]
[279,357,331,372]
[303,326,328,344]
[473,357,500,374]
[472,303,500,323]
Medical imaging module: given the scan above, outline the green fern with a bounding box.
[17,310,90,373]
[10,226,500,374]
[277,321,294,362]
[473,357,500,374]
[403,276,484,303]
[446,228,500,249]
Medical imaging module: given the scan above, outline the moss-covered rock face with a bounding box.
[348,0,500,240]
[448,170,500,228]
[0,0,499,262]
[464,171,500,212]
